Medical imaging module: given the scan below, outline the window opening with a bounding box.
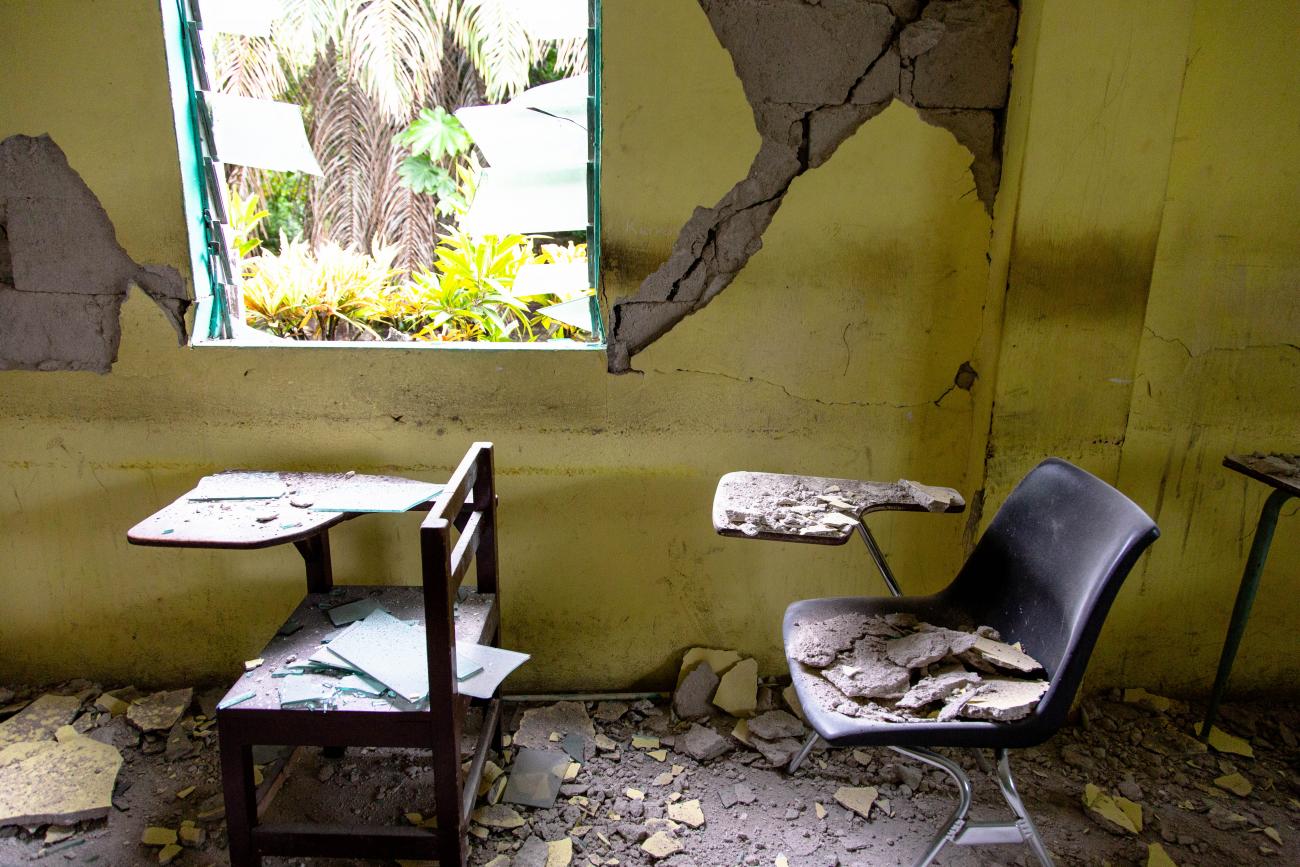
[168,0,602,348]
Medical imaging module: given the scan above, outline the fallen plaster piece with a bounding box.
[788,613,873,668]
[746,710,805,741]
[0,726,123,826]
[1204,725,1254,758]
[641,830,683,860]
[834,786,879,820]
[515,702,596,751]
[0,135,190,373]
[712,658,759,717]
[0,694,82,750]
[751,735,803,766]
[1082,783,1142,835]
[677,647,743,686]
[471,803,525,829]
[960,678,1049,721]
[1213,772,1253,797]
[673,662,719,721]
[666,798,706,828]
[127,689,193,733]
[606,0,1018,372]
[896,668,982,709]
[1147,842,1178,867]
[962,635,1044,674]
[822,638,911,700]
[885,628,978,669]
[681,723,732,762]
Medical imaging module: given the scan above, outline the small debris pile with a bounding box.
[720,473,959,538]
[789,611,1050,722]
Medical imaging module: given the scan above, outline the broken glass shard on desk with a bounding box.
[187,472,285,501]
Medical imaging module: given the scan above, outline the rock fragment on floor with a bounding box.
[0,694,81,749]
[673,662,718,721]
[681,724,731,762]
[0,726,122,825]
[712,658,758,717]
[126,689,192,733]
[961,678,1050,721]
[822,638,911,699]
[514,701,595,751]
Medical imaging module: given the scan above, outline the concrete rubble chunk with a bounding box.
[471,803,525,829]
[751,736,803,767]
[127,689,193,733]
[823,638,911,700]
[834,786,879,820]
[681,723,732,762]
[641,830,682,860]
[960,678,1048,721]
[1123,687,1186,714]
[1082,783,1142,834]
[788,613,871,667]
[962,635,1044,674]
[141,827,178,847]
[1213,772,1252,797]
[673,662,719,721]
[886,627,978,668]
[677,648,743,686]
[747,710,805,741]
[514,701,595,751]
[1204,725,1254,758]
[712,658,758,717]
[897,667,982,709]
[1147,841,1178,867]
[0,694,82,749]
[0,726,122,826]
[592,701,628,722]
[666,798,705,828]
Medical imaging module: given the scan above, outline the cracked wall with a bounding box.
[608,0,1018,373]
[0,135,189,374]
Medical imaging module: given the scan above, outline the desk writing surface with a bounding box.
[1224,453,1300,499]
[713,471,965,546]
[127,471,438,550]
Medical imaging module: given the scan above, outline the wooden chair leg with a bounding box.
[432,744,467,867]
[219,726,261,867]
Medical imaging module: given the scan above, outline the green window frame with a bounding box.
[161,0,604,350]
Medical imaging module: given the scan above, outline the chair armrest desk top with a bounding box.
[714,471,964,546]
[127,472,436,550]
[1224,453,1300,498]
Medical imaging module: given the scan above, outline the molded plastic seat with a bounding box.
[786,458,1159,747]
[782,458,1159,866]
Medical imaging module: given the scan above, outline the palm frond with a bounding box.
[341,0,448,121]
[454,0,534,101]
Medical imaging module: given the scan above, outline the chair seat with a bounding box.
[218,585,498,717]
[785,597,1059,749]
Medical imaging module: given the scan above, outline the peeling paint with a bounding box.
[608,0,1018,373]
[0,134,190,374]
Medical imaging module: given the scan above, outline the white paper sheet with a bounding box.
[455,643,531,700]
[197,0,278,37]
[502,0,588,41]
[455,104,586,171]
[461,166,587,236]
[309,480,442,513]
[187,472,285,501]
[204,92,323,175]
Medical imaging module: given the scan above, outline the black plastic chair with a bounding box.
[783,458,1159,866]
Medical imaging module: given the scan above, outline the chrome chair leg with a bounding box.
[994,749,1054,867]
[787,731,822,774]
[891,747,973,867]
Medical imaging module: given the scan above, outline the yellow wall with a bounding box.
[0,0,1296,697]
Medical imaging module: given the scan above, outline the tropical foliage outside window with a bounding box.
[212,0,597,344]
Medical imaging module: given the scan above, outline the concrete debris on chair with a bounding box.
[789,614,1051,722]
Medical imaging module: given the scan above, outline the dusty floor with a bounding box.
[0,683,1296,867]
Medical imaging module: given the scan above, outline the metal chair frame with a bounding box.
[780,460,1159,867]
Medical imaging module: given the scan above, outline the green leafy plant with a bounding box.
[394,106,474,215]
[241,239,400,340]
[228,190,270,259]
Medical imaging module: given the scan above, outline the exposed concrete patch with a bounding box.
[0,134,190,374]
[608,0,1019,373]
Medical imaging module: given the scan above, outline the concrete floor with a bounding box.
[0,685,1296,866]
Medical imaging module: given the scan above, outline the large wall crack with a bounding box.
[608,0,1019,373]
[0,134,191,374]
